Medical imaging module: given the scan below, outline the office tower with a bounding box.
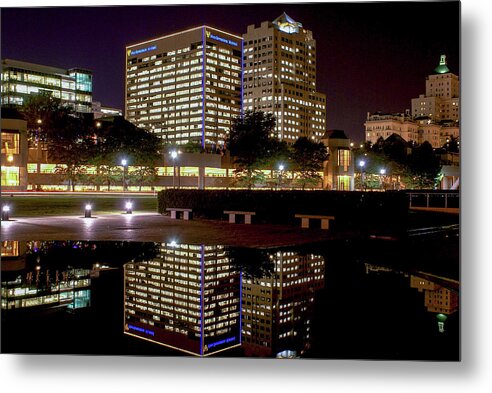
[124,243,241,357]
[125,27,242,149]
[242,13,326,143]
[1,59,93,113]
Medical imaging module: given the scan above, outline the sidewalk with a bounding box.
[1,212,343,248]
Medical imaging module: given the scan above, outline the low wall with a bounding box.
[158,189,409,233]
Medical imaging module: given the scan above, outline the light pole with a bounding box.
[278,164,285,190]
[36,119,42,190]
[170,150,178,189]
[359,160,366,191]
[121,158,128,192]
[379,168,386,190]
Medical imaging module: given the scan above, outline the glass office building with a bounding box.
[125,26,242,149]
[1,59,93,113]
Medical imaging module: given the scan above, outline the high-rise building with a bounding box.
[1,59,93,113]
[124,243,242,357]
[125,26,242,149]
[411,55,460,123]
[242,13,326,143]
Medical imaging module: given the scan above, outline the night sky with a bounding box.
[1,2,459,142]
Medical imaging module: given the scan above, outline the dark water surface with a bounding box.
[1,233,459,360]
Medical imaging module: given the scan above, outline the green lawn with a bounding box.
[1,194,158,217]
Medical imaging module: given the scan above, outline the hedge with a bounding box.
[158,189,409,233]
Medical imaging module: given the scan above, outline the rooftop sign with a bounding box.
[128,45,157,57]
[205,30,238,47]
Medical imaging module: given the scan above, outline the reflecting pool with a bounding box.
[1,235,459,360]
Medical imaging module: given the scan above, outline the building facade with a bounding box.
[411,55,460,123]
[321,129,354,191]
[242,13,326,143]
[364,111,419,146]
[125,26,242,149]
[92,101,123,119]
[1,59,92,113]
[1,108,28,191]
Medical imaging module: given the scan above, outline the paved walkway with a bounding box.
[1,213,344,248]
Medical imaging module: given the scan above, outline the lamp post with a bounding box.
[170,150,178,189]
[125,201,133,214]
[359,160,366,191]
[379,168,386,190]
[36,119,42,190]
[2,205,10,221]
[278,164,285,190]
[84,204,92,218]
[121,158,128,192]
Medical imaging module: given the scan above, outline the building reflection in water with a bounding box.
[1,241,91,311]
[241,250,325,358]
[410,274,459,333]
[124,243,242,357]
[124,243,325,358]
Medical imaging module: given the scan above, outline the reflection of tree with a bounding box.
[25,241,160,269]
[225,247,274,279]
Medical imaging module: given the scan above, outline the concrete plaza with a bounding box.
[1,212,342,248]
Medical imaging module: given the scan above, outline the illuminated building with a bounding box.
[242,13,326,143]
[92,101,123,119]
[321,129,354,191]
[125,26,242,149]
[1,241,91,311]
[411,55,460,123]
[1,59,93,113]
[410,275,458,315]
[241,250,325,358]
[364,111,419,146]
[123,243,241,357]
[1,107,28,190]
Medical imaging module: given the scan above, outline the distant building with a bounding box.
[1,59,92,113]
[365,55,460,149]
[125,26,242,149]
[92,101,123,119]
[411,55,460,123]
[364,111,419,146]
[1,107,28,191]
[321,129,354,191]
[243,13,326,143]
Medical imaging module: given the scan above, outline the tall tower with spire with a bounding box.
[411,54,460,123]
[242,13,326,143]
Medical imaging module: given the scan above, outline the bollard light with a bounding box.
[125,201,133,214]
[85,204,92,218]
[2,205,10,221]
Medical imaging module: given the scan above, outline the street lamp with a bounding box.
[359,160,366,191]
[36,119,42,190]
[2,205,10,221]
[278,164,285,190]
[379,168,386,190]
[84,204,92,218]
[121,158,128,192]
[170,150,178,189]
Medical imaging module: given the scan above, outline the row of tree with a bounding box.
[354,134,443,189]
[227,111,328,189]
[23,96,328,190]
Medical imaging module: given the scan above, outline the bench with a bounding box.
[166,208,192,220]
[224,210,256,224]
[295,214,335,230]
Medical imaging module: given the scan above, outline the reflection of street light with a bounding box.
[278,164,285,190]
[121,158,128,192]
[359,160,366,191]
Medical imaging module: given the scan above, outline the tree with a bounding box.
[22,93,95,190]
[407,141,441,189]
[290,137,328,189]
[227,110,277,189]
